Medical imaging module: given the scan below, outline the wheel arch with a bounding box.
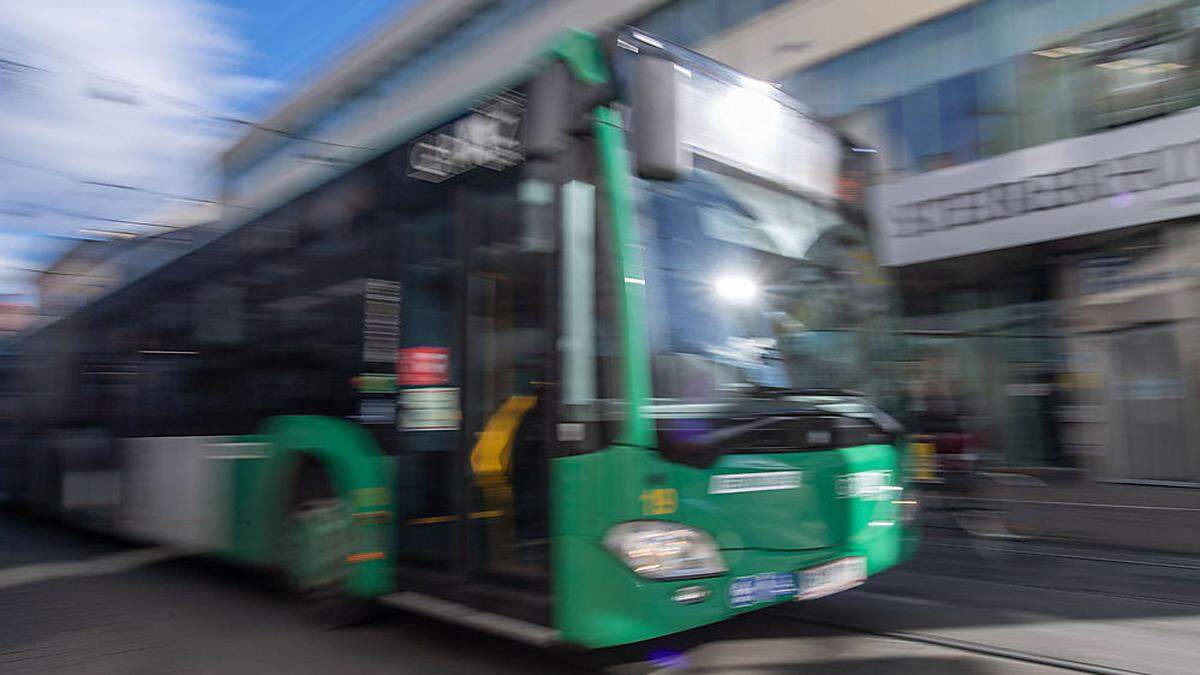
[232,415,394,597]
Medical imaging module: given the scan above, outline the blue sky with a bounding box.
[0,0,418,304]
[219,0,416,119]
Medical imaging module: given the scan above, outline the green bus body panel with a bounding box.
[223,440,272,566]
[550,29,610,85]
[593,107,655,449]
[552,31,654,449]
[224,415,395,598]
[553,443,912,647]
[549,32,912,647]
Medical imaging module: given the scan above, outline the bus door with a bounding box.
[462,174,555,582]
[392,206,461,568]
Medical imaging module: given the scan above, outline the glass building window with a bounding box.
[782,0,1200,177]
[634,0,790,45]
[635,6,680,42]
[677,0,722,44]
[937,72,981,166]
[719,0,768,27]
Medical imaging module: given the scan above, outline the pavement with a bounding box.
[0,512,584,674]
[786,531,1200,674]
[922,470,1200,555]
[2,509,1199,674]
[1018,480,1200,554]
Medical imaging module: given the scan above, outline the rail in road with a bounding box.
[768,534,1200,675]
[770,609,1145,675]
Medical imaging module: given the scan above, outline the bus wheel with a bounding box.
[278,467,372,627]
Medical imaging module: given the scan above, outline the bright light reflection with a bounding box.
[714,86,781,142]
[713,274,758,303]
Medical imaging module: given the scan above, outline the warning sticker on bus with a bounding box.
[399,387,459,431]
[397,347,450,386]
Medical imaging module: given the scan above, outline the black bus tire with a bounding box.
[277,461,376,628]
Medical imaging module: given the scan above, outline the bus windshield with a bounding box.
[638,159,902,405]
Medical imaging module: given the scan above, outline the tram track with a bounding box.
[753,532,1200,675]
[897,562,1200,612]
[769,608,1148,675]
[905,535,1200,612]
[919,536,1200,572]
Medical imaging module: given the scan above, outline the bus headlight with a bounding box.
[603,521,727,580]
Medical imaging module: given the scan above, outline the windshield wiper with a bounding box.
[749,385,866,398]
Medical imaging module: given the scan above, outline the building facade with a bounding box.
[683,0,1200,483]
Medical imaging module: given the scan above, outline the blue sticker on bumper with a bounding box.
[728,572,798,608]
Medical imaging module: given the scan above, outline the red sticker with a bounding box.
[397,347,451,386]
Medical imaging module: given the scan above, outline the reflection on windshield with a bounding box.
[639,164,901,406]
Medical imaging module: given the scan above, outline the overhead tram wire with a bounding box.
[0,199,207,231]
[135,82,376,152]
[0,24,371,251]
[1,24,382,238]
[0,27,376,153]
[0,56,49,73]
[0,155,226,207]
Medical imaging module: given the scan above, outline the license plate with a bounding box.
[727,572,798,609]
[796,557,867,601]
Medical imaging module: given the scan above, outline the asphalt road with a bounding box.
[1,512,1196,674]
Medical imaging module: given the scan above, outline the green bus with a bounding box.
[1,30,915,648]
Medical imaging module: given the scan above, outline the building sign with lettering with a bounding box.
[872,106,1200,266]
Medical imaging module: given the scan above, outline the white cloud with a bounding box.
[0,0,266,299]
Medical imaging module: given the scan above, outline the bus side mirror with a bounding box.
[527,61,570,159]
[633,56,690,181]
